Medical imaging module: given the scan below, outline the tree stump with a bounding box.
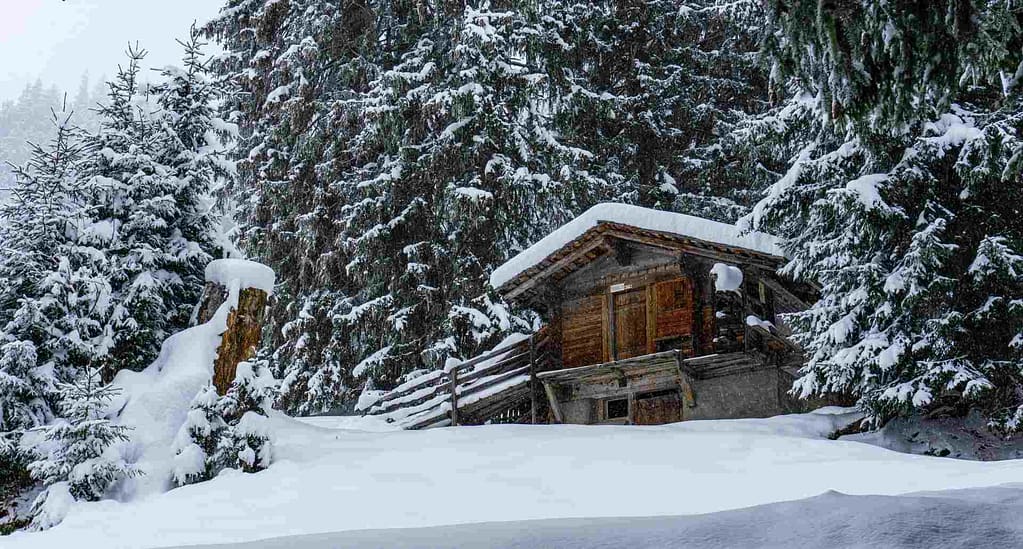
[197,261,273,396]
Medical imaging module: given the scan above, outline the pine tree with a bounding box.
[86,43,225,377]
[155,25,238,260]
[218,359,276,473]
[172,360,277,486]
[171,383,226,486]
[325,0,589,405]
[0,107,110,475]
[747,0,1023,432]
[27,367,138,525]
[540,0,770,220]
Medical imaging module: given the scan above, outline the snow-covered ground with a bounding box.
[171,484,1023,549]
[7,409,1023,549]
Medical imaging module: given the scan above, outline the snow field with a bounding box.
[8,408,1023,549]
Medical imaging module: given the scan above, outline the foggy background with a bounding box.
[0,0,223,101]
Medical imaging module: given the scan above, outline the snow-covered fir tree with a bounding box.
[0,107,111,481]
[86,43,225,377]
[541,0,770,220]
[27,367,138,529]
[217,359,276,473]
[154,26,239,258]
[171,383,226,486]
[325,0,595,405]
[745,0,1023,432]
[172,359,277,485]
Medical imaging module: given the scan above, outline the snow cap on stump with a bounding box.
[204,258,276,295]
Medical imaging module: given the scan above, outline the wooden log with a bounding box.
[458,387,532,424]
[458,365,531,399]
[371,354,529,416]
[370,380,448,416]
[196,281,229,325]
[451,338,530,375]
[455,350,530,385]
[371,342,529,415]
[195,260,276,396]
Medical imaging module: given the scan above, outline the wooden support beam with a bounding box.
[449,367,459,427]
[758,276,812,311]
[529,334,538,424]
[601,227,782,270]
[674,352,697,409]
[542,382,565,423]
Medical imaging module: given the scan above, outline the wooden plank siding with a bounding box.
[559,270,697,370]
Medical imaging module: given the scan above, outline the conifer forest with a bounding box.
[0,1,1021,546]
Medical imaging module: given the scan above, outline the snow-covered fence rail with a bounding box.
[359,330,551,429]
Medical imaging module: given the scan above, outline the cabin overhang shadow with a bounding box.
[363,205,824,428]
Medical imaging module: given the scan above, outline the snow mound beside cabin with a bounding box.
[105,260,276,500]
[9,407,1023,549]
[490,203,785,289]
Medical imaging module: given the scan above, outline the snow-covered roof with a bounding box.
[490,203,785,290]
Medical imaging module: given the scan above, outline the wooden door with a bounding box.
[613,288,647,360]
[562,295,607,368]
[633,390,682,425]
[653,278,695,355]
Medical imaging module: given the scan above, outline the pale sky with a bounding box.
[0,0,224,102]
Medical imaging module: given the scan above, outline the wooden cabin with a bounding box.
[489,203,817,426]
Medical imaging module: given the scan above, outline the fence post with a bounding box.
[449,365,459,426]
[529,334,538,424]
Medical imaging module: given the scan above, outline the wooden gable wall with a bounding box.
[547,237,788,370]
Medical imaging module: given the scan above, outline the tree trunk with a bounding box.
[198,282,269,395]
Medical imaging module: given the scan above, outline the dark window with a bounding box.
[636,389,677,401]
[655,337,684,352]
[606,398,628,419]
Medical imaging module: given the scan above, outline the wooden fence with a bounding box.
[361,330,550,430]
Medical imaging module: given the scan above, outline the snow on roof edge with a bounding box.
[489,203,785,290]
